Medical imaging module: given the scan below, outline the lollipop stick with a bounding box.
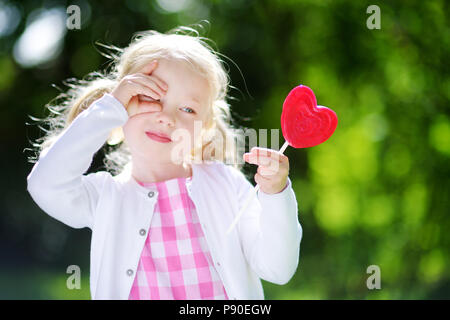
[226,141,290,235]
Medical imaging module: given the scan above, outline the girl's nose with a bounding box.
[156,108,175,127]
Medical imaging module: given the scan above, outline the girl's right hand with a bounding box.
[111,60,168,111]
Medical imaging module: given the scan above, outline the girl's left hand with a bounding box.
[243,147,289,194]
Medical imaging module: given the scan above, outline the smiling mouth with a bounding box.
[145,131,172,143]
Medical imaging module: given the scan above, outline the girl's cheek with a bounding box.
[122,120,137,141]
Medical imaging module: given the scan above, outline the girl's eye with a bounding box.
[181,106,195,114]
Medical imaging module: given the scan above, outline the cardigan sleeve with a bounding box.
[230,166,303,285]
[26,93,129,229]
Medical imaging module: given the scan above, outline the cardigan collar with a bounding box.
[113,161,202,198]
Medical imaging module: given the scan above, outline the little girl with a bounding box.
[26,26,302,300]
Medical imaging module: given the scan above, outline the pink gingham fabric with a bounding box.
[128,176,229,300]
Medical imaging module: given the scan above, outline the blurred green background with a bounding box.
[1,0,449,299]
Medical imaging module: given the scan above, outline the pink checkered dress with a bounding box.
[128,176,229,300]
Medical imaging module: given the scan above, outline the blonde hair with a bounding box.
[27,24,246,175]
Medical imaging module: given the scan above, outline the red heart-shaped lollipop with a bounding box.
[227,85,337,235]
[281,85,338,148]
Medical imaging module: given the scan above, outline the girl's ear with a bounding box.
[107,127,124,145]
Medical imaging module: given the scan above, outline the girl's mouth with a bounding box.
[145,131,172,143]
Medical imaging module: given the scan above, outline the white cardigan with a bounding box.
[26,93,303,300]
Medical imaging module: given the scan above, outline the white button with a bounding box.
[139,229,146,236]
[148,191,155,198]
[126,269,134,276]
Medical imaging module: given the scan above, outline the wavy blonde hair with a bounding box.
[27,25,246,175]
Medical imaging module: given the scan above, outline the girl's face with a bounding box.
[122,59,211,164]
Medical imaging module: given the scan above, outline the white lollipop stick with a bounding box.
[226,141,290,235]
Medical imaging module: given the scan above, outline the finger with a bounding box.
[250,147,285,163]
[141,60,158,75]
[244,153,279,167]
[127,97,161,117]
[244,153,271,166]
[139,61,168,91]
[134,76,166,98]
[132,81,161,100]
[245,155,281,173]
[135,73,168,94]
[254,173,269,185]
[147,74,168,92]
[257,165,277,176]
[137,100,162,113]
